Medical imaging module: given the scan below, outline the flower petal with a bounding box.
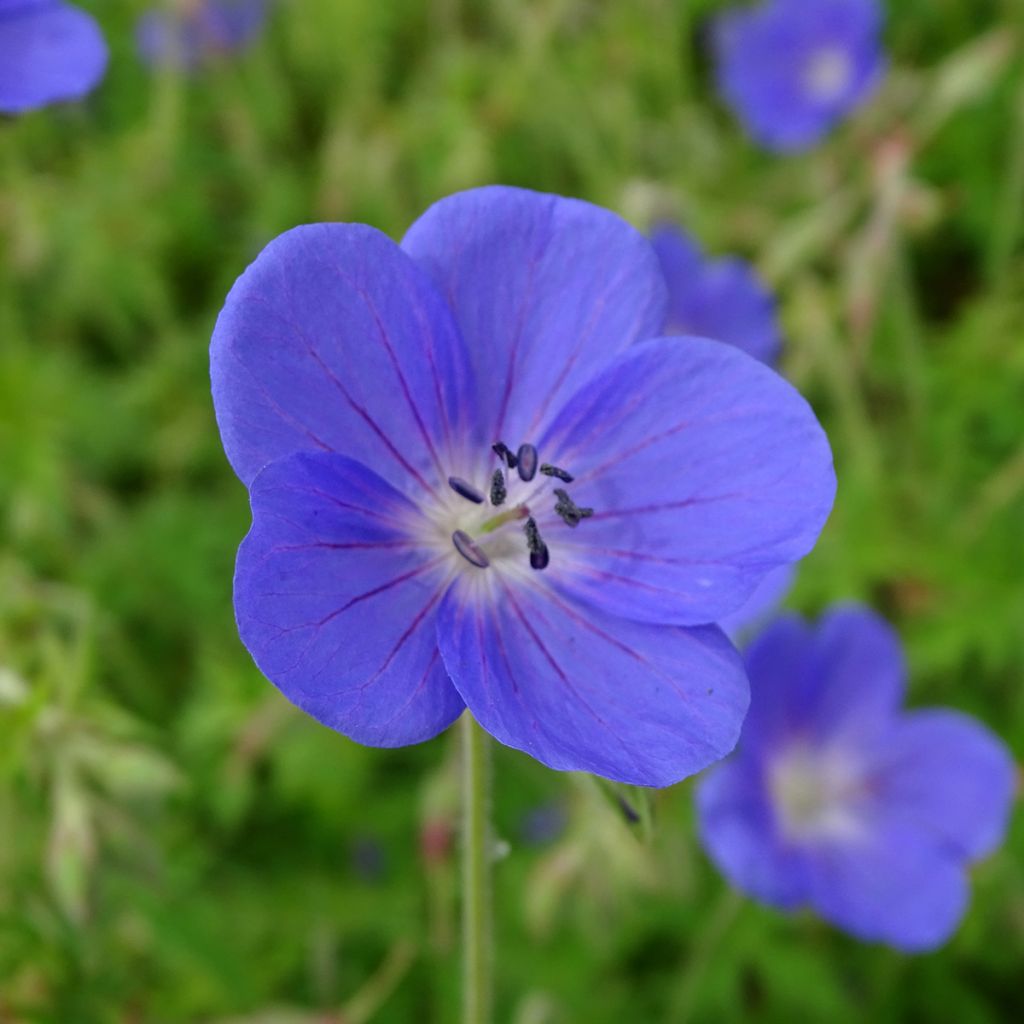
[402,185,668,447]
[234,452,463,747]
[741,608,905,752]
[697,757,808,909]
[651,225,781,365]
[436,577,748,786]
[0,1,108,114]
[210,223,475,492]
[872,709,1015,861]
[806,818,968,951]
[535,338,835,625]
[718,563,795,642]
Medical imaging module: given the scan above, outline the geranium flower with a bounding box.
[136,0,267,71]
[651,224,781,366]
[210,186,836,786]
[0,0,107,115]
[712,0,885,153]
[651,223,789,637]
[698,607,1016,949]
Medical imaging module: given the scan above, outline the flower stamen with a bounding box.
[452,529,490,569]
[492,441,518,469]
[540,463,574,483]
[448,476,485,504]
[516,443,538,482]
[553,488,593,529]
[524,516,550,571]
[490,469,507,507]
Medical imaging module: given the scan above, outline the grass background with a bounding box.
[1,0,1023,1020]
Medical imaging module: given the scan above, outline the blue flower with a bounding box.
[136,0,267,71]
[651,224,781,366]
[0,0,107,114]
[210,186,836,786]
[717,563,794,642]
[698,607,1016,950]
[713,0,885,152]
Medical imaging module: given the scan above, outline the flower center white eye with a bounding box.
[769,742,866,842]
[804,47,854,102]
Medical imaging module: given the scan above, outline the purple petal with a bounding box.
[741,608,904,751]
[234,451,464,747]
[534,338,835,626]
[871,709,1016,861]
[718,563,795,642]
[697,757,808,909]
[436,577,748,786]
[0,1,108,114]
[651,225,781,366]
[402,185,668,447]
[806,817,968,951]
[210,223,476,492]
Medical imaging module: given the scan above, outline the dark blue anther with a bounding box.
[523,516,549,570]
[554,488,593,529]
[452,530,490,569]
[492,441,518,469]
[517,443,538,482]
[448,476,485,504]
[540,463,574,483]
[490,469,507,506]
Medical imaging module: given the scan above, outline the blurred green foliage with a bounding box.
[1,1,1023,1021]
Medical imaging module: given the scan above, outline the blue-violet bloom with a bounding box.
[652,223,790,637]
[136,0,267,71]
[210,186,836,786]
[717,563,794,643]
[713,0,885,152]
[651,223,781,366]
[698,607,1016,950]
[0,0,107,115]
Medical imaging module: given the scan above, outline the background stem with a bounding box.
[461,713,493,1024]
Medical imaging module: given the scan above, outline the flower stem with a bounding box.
[461,713,492,1024]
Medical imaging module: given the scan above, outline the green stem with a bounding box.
[461,713,492,1024]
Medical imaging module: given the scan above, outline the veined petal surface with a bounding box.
[211,223,475,492]
[436,576,748,786]
[402,185,668,448]
[234,452,463,746]
[535,338,835,626]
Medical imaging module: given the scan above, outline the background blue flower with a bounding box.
[651,223,781,366]
[136,0,268,71]
[698,607,1015,950]
[713,0,885,152]
[0,0,107,114]
[210,186,836,786]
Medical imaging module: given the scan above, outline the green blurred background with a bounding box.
[2,1,1024,1020]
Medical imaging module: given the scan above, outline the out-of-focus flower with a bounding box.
[717,563,794,642]
[520,802,568,846]
[136,0,267,71]
[210,185,836,786]
[698,607,1016,950]
[0,0,107,114]
[713,0,885,152]
[651,224,781,366]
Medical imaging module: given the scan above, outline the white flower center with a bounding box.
[804,47,854,102]
[768,742,866,842]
